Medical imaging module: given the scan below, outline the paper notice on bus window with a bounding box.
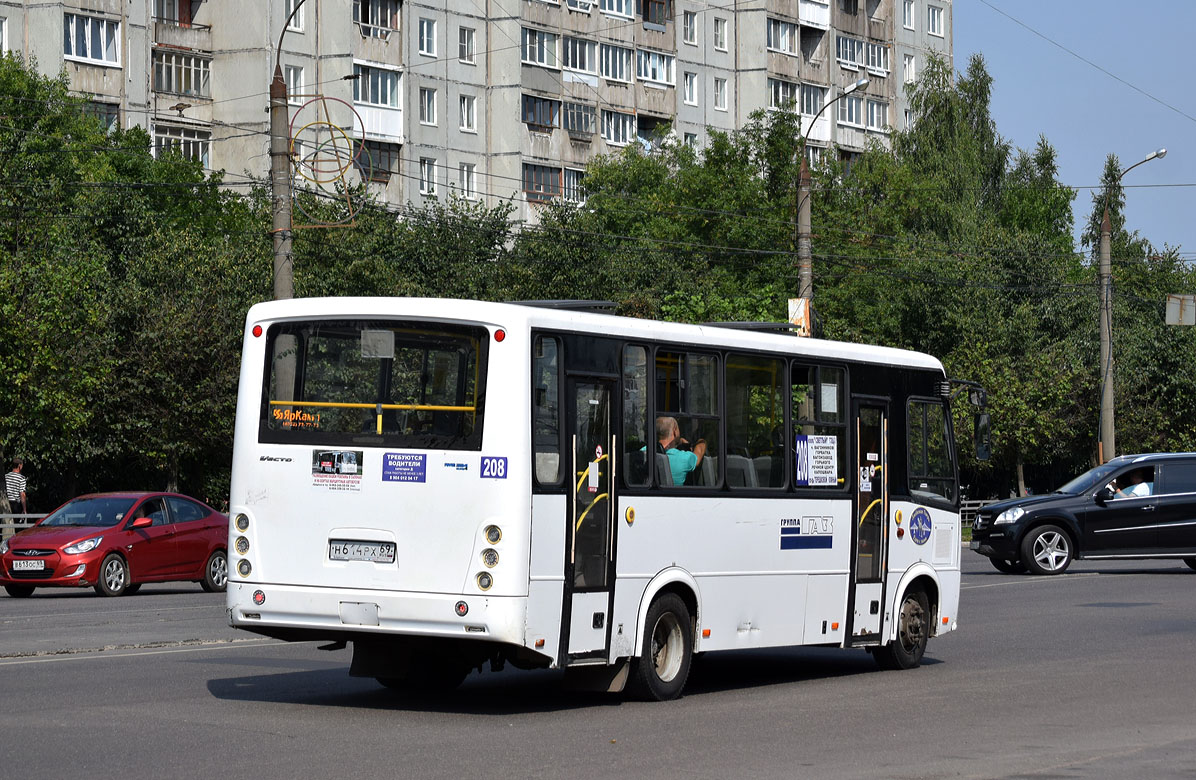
[820,383,838,415]
[794,434,838,486]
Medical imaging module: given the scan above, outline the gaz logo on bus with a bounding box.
[480,457,508,479]
[779,517,833,550]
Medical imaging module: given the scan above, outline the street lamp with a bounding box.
[795,77,869,320]
[1098,147,1166,461]
[270,1,306,301]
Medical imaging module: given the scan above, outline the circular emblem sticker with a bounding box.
[909,508,932,545]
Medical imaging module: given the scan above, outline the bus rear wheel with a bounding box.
[628,593,693,701]
[873,588,929,671]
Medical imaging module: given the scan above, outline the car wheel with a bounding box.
[627,593,694,701]
[4,584,35,598]
[94,553,129,597]
[989,558,1026,574]
[1184,558,1196,572]
[1020,524,1073,576]
[200,550,228,593]
[873,588,930,670]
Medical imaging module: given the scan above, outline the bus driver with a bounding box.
[656,416,707,486]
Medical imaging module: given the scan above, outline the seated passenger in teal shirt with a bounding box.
[656,415,707,486]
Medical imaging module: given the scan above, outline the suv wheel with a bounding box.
[1021,524,1072,576]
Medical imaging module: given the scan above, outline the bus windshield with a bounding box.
[260,319,487,450]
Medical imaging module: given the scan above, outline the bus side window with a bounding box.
[533,336,562,485]
[654,350,720,488]
[908,399,955,502]
[792,364,847,489]
[622,344,649,487]
[726,354,785,488]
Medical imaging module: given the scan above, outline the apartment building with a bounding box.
[0,0,951,222]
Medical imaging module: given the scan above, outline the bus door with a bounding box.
[562,377,617,661]
[850,401,888,642]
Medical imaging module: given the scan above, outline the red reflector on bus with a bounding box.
[942,617,949,625]
[252,325,262,338]
[455,601,469,617]
[252,590,266,606]
[494,329,506,342]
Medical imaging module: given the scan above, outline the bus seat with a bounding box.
[754,455,781,487]
[655,453,674,486]
[726,454,758,488]
[699,453,716,486]
[625,448,648,484]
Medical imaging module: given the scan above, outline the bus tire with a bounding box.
[873,588,929,671]
[628,593,693,701]
[94,554,129,597]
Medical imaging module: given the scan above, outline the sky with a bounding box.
[953,0,1195,259]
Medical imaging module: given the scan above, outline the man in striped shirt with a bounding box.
[5,458,28,520]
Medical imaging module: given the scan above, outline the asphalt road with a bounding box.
[2,556,1195,779]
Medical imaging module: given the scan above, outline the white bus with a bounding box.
[228,298,986,700]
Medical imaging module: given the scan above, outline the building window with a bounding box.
[523,163,561,202]
[563,37,598,73]
[563,101,597,135]
[354,139,398,183]
[522,94,561,129]
[153,50,211,97]
[84,101,120,133]
[600,0,632,17]
[154,125,210,167]
[866,99,888,131]
[521,27,559,68]
[865,42,889,75]
[805,144,824,167]
[801,83,825,116]
[714,77,727,111]
[354,0,400,37]
[928,5,943,37]
[904,108,912,130]
[154,0,191,25]
[284,65,304,103]
[63,13,120,66]
[419,18,437,55]
[902,0,915,29]
[459,27,476,63]
[601,109,634,145]
[767,19,798,55]
[599,43,632,82]
[643,0,667,26]
[459,94,476,132]
[903,53,915,84]
[683,72,697,105]
[419,157,437,195]
[353,64,400,107]
[682,11,696,44]
[683,132,697,147]
[713,18,727,51]
[284,0,303,31]
[563,168,585,202]
[419,87,437,125]
[838,93,863,127]
[768,78,798,111]
[836,35,864,69]
[635,50,674,86]
[459,162,477,199]
[567,0,594,11]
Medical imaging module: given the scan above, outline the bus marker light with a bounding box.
[535,638,545,648]
[831,622,840,631]
[897,527,905,539]
[702,629,711,638]
[253,590,266,605]
[943,617,949,625]
[252,325,263,338]
[895,510,903,525]
[494,329,506,342]
[455,601,469,617]
[625,507,635,525]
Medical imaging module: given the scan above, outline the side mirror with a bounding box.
[974,412,991,461]
[130,516,153,529]
[1095,486,1115,505]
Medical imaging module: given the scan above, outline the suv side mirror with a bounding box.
[1095,486,1115,505]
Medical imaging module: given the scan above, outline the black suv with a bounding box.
[970,453,1196,575]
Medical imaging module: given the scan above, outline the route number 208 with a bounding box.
[481,456,508,479]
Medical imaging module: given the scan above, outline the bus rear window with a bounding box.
[260,320,487,450]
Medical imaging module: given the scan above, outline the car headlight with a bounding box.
[994,507,1025,525]
[63,536,104,555]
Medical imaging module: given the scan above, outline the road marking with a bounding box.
[962,572,1099,590]
[3,604,221,621]
[0,637,309,666]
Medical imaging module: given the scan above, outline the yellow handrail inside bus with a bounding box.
[270,400,476,412]
[575,493,610,531]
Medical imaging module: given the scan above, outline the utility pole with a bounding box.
[269,63,293,300]
[797,156,812,301]
[1098,207,1114,462]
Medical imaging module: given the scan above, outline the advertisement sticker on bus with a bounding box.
[310,449,364,492]
[794,434,838,486]
[383,453,426,483]
[779,517,834,549]
[909,508,933,545]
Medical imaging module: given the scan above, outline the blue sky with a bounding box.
[954,0,1194,258]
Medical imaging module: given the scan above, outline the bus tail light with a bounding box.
[237,560,252,577]
[484,525,501,544]
[235,536,250,555]
[476,572,493,591]
[481,549,498,568]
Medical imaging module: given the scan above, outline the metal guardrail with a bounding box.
[959,499,998,526]
[1,514,46,540]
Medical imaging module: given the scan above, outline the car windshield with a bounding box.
[40,497,137,528]
[1056,463,1119,495]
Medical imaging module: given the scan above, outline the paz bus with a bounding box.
[227,298,987,700]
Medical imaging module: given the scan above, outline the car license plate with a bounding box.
[969,540,980,550]
[13,559,45,571]
[329,540,396,564]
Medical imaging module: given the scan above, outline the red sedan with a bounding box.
[0,492,228,598]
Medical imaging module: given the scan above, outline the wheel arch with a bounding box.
[100,549,134,582]
[887,564,940,642]
[633,567,700,660]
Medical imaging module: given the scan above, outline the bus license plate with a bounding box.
[13,559,45,571]
[329,540,396,564]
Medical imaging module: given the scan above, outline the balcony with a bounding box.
[800,112,831,145]
[353,103,404,144]
[154,19,211,50]
[799,0,830,30]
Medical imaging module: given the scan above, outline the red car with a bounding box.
[0,492,228,598]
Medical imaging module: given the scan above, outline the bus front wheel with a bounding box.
[628,593,693,701]
[872,588,929,671]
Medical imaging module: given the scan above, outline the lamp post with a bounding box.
[270,1,306,301]
[1098,147,1166,461]
[795,77,869,316]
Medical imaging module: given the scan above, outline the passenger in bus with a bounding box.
[656,416,707,486]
